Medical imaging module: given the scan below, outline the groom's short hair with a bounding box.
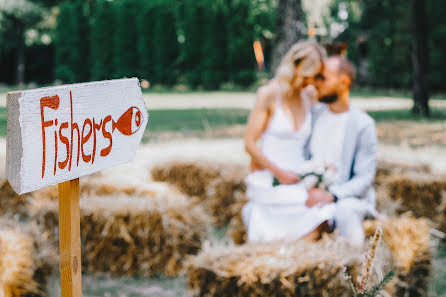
[327,56,356,85]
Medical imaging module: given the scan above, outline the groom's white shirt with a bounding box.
[306,102,378,245]
[310,109,348,176]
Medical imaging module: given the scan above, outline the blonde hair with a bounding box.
[275,40,326,94]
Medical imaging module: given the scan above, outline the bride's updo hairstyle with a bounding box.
[275,40,326,94]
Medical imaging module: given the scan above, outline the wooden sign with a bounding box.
[7,78,148,195]
[6,78,148,297]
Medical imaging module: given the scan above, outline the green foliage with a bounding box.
[181,0,207,87]
[113,0,141,78]
[361,270,395,297]
[152,1,179,85]
[427,0,446,92]
[201,2,228,89]
[54,0,89,83]
[2,0,277,88]
[90,0,115,81]
[332,0,446,92]
[226,0,256,86]
[137,2,156,82]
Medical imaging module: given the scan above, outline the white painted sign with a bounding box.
[7,78,148,194]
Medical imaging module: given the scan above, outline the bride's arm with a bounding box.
[244,86,300,184]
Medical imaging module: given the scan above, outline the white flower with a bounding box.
[302,175,319,189]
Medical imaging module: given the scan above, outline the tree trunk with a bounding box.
[411,0,430,117]
[15,20,25,87]
[271,0,304,73]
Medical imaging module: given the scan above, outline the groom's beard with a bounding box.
[319,94,338,104]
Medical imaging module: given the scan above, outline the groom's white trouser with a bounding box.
[334,198,375,246]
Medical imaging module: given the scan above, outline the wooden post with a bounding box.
[4,285,12,297]
[58,178,82,297]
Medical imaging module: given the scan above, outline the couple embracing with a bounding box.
[243,40,378,246]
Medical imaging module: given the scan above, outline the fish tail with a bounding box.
[112,119,116,132]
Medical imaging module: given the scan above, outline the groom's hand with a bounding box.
[306,188,335,207]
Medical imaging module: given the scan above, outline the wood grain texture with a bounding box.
[6,78,148,194]
[3,285,12,297]
[58,178,82,297]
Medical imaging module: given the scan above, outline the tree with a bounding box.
[411,0,430,117]
[90,0,115,81]
[54,0,90,83]
[226,0,256,86]
[271,0,304,72]
[181,0,206,87]
[152,1,179,85]
[0,0,43,85]
[113,0,141,78]
[201,1,228,89]
[137,2,156,82]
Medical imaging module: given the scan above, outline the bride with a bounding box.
[242,40,336,242]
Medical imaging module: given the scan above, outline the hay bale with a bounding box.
[385,174,446,220]
[227,215,432,296]
[227,213,246,245]
[0,180,29,217]
[151,161,221,197]
[205,166,247,227]
[29,189,209,277]
[364,217,432,297]
[31,176,152,201]
[0,219,56,297]
[151,161,249,226]
[187,237,370,297]
[375,160,431,187]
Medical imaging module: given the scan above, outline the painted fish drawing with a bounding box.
[112,106,144,136]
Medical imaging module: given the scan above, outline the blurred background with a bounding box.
[1,1,446,297]
[0,0,445,116]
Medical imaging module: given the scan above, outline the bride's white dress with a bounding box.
[242,89,336,243]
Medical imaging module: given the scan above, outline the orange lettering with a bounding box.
[58,122,69,170]
[40,95,60,178]
[101,115,112,157]
[92,118,102,164]
[69,91,80,170]
[81,119,92,163]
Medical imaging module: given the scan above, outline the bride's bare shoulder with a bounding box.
[256,81,278,107]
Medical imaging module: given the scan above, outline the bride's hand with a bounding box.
[274,169,300,185]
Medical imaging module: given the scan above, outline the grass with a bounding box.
[367,108,446,122]
[351,87,446,100]
[0,106,445,141]
[147,108,249,132]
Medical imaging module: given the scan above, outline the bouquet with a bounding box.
[273,159,336,190]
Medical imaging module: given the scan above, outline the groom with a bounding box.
[305,55,377,245]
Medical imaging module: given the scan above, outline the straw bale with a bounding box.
[364,217,432,297]
[227,213,246,245]
[227,216,432,296]
[375,160,431,187]
[0,219,56,297]
[385,174,446,220]
[29,190,209,277]
[187,236,370,297]
[439,200,446,233]
[0,180,29,217]
[151,161,249,226]
[31,179,153,201]
[151,161,221,197]
[205,166,247,226]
